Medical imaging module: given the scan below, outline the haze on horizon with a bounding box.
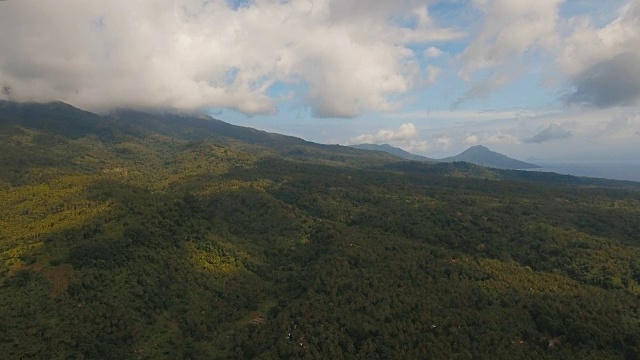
[1,0,639,160]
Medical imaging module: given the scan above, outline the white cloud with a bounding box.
[351,123,418,143]
[559,1,640,107]
[395,123,420,140]
[425,46,444,58]
[0,0,464,117]
[349,122,429,152]
[454,0,640,108]
[464,134,479,145]
[459,0,562,79]
[454,0,562,106]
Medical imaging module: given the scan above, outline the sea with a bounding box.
[526,160,640,183]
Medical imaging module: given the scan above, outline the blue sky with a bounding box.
[1,0,639,160]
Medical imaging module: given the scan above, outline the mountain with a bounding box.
[2,101,640,359]
[0,100,398,178]
[349,143,436,161]
[441,145,540,169]
[351,143,539,170]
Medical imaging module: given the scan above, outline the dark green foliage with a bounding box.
[1,101,640,359]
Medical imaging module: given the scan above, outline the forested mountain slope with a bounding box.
[1,101,640,359]
[349,143,436,162]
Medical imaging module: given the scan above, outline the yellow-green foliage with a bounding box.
[475,258,579,295]
[0,173,111,268]
[187,241,241,274]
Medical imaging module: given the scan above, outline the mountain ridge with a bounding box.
[349,143,436,162]
[351,143,540,170]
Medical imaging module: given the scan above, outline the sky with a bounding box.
[1,0,639,160]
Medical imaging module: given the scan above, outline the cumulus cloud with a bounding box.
[455,0,562,105]
[0,0,464,117]
[425,46,444,58]
[525,123,572,143]
[461,0,640,110]
[565,52,640,107]
[464,134,479,145]
[560,2,640,108]
[350,122,429,152]
[453,0,640,109]
[352,123,418,143]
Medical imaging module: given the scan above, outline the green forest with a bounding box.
[1,101,640,359]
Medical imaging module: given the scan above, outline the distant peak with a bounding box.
[442,144,540,169]
[462,145,492,154]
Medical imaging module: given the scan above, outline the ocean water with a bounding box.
[527,160,640,183]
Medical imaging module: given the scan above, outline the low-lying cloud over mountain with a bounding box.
[0,0,462,116]
[2,0,640,117]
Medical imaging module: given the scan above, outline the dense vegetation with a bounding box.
[1,101,640,359]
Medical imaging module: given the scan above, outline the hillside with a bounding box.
[2,101,640,359]
[349,143,435,162]
[0,101,397,180]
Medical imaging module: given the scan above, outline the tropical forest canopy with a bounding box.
[1,101,640,359]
